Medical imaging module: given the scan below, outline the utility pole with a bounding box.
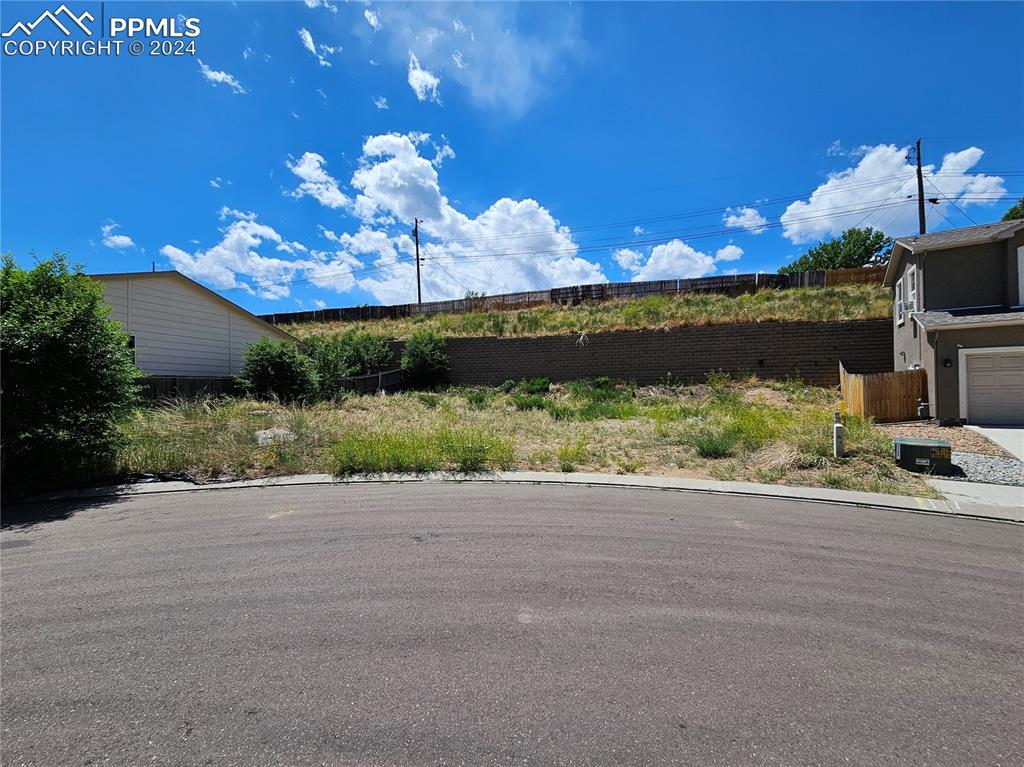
[915,138,926,235]
[412,218,422,306]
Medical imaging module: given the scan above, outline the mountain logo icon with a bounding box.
[2,4,94,37]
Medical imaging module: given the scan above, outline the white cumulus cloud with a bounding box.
[407,52,441,103]
[161,209,356,300]
[614,241,742,281]
[101,221,135,250]
[364,8,381,30]
[722,206,768,235]
[373,95,389,110]
[197,60,246,94]
[781,144,1007,243]
[286,152,351,209]
[288,132,605,304]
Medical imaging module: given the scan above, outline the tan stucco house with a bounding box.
[92,271,295,378]
[883,219,1024,425]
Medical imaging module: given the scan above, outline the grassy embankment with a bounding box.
[118,374,934,497]
[289,285,891,340]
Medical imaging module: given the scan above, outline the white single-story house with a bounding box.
[92,271,295,378]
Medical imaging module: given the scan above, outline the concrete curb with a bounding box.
[18,471,1022,524]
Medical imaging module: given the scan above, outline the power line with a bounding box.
[924,176,978,225]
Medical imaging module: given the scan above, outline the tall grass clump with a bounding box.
[330,427,513,475]
[331,431,439,475]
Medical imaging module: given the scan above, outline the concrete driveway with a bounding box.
[968,425,1024,460]
[2,484,1021,766]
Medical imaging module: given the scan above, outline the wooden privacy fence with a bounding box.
[839,363,927,423]
[262,266,886,326]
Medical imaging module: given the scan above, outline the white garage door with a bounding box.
[965,352,1024,425]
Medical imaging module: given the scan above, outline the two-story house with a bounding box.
[882,219,1024,426]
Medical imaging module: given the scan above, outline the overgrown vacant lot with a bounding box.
[119,375,933,497]
[290,285,891,340]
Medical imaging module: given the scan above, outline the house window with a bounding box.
[895,278,905,324]
[128,334,136,365]
[906,265,918,312]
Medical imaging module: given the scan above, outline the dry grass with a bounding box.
[288,285,892,340]
[118,375,936,497]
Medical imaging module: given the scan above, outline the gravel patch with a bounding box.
[880,423,1011,457]
[944,451,1024,487]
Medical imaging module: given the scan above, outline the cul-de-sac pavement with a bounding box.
[2,483,1020,766]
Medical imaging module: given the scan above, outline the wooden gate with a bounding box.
[839,363,927,423]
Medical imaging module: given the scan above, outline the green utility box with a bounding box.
[894,438,953,475]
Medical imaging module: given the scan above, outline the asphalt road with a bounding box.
[1,484,1021,766]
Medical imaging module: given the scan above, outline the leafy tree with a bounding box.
[779,227,893,274]
[1001,197,1024,221]
[235,337,318,403]
[1,255,140,494]
[401,330,448,389]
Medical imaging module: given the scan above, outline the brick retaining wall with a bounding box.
[434,319,891,387]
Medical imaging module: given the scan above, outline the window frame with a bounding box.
[906,264,918,313]
[895,277,905,325]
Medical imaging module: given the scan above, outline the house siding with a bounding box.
[95,273,290,377]
[922,241,1007,310]
[928,324,1024,422]
[892,252,924,370]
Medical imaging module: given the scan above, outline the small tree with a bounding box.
[1001,197,1024,221]
[1,255,140,494]
[401,330,448,389]
[235,337,318,403]
[779,227,893,274]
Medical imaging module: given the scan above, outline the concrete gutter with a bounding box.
[20,471,1022,524]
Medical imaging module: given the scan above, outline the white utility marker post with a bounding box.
[833,411,845,458]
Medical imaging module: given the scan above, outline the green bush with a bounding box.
[465,389,494,410]
[512,393,546,410]
[498,379,517,393]
[235,337,318,403]
[305,330,391,398]
[401,330,448,389]
[518,377,550,394]
[1,255,140,494]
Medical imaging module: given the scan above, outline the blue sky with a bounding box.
[2,1,1022,314]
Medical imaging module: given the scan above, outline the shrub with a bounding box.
[519,377,550,394]
[401,330,448,389]
[465,389,494,410]
[498,379,517,393]
[235,337,318,403]
[1,255,140,494]
[512,393,546,410]
[305,330,391,398]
